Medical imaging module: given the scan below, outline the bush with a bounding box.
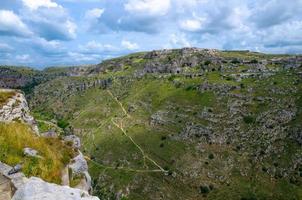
[57,119,69,129]
[231,59,240,64]
[200,185,210,194]
[243,116,255,124]
[204,60,211,66]
[185,85,196,91]
[208,153,214,159]
[250,59,258,64]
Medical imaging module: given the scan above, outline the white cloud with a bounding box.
[0,10,32,37]
[121,40,139,50]
[16,54,31,62]
[80,40,118,53]
[0,43,13,52]
[66,20,77,39]
[124,0,171,16]
[169,33,191,48]
[179,18,205,32]
[68,51,102,62]
[22,0,60,10]
[21,6,77,41]
[85,8,104,19]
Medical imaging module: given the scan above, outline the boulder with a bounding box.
[69,152,88,175]
[8,164,23,175]
[12,177,99,200]
[69,152,92,193]
[64,135,81,149]
[23,148,41,158]
[41,130,58,138]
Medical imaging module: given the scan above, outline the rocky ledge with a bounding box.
[0,89,39,134]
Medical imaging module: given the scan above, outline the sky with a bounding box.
[0,0,302,68]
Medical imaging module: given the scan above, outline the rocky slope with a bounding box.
[0,90,99,200]
[1,48,302,199]
[0,89,39,134]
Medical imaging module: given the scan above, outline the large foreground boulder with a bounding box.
[12,177,100,200]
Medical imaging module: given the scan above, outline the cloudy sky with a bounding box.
[0,0,302,68]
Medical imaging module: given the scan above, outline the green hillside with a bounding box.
[24,48,302,199]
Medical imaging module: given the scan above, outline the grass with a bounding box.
[0,122,75,183]
[0,91,16,107]
[28,51,302,199]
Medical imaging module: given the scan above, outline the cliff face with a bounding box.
[0,89,99,200]
[0,89,39,134]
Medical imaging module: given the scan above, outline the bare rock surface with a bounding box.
[12,177,99,200]
[0,90,39,134]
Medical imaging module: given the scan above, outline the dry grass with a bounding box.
[0,122,75,183]
[0,91,16,107]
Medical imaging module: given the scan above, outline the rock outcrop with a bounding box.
[0,89,39,134]
[0,161,99,200]
[12,177,99,200]
[69,152,92,193]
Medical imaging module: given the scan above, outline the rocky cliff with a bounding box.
[0,89,99,200]
[0,89,39,134]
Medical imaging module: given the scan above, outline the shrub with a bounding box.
[57,119,70,129]
[200,185,210,194]
[243,116,255,124]
[185,85,196,91]
[208,153,214,159]
[231,59,240,64]
[250,59,258,64]
[204,60,211,66]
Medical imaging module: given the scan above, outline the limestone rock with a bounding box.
[64,135,81,149]
[69,152,92,193]
[41,130,58,138]
[69,152,88,174]
[12,177,99,200]
[0,90,39,135]
[23,148,40,158]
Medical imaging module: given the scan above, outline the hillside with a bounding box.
[2,48,302,199]
[0,89,100,200]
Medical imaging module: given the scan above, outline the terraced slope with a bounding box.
[28,48,302,199]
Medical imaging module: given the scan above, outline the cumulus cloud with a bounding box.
[124,0,171,16]
[22,0,60,10]
[0,10,32,37]
[85,8,104,19]
[168,33,192,48]
[16,54,31,62]
[0,43,13,52]
[121,40,139,50]
[179,17,205,32]
[1,0,302,67]
[88,1,168,34]
[250,0,302,28]
[21,1,77,41]
[67,51,102,62]
[79,40,118,54]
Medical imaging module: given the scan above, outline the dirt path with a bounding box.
[106,90,167,173]
[85,157,163,173]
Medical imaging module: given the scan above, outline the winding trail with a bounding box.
[106,90,167,173]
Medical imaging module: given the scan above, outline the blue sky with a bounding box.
[0,0,302,68]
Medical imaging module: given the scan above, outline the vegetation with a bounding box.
[0,122,75,183]
[3,49,301,199]
[0,90,15,106]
